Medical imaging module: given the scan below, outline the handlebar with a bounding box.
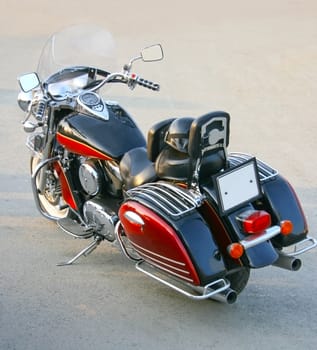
[89,71,160,93]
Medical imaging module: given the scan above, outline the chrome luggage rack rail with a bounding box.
[228,152,278,183]
[126,182,203,218]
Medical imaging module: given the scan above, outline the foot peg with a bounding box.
[57,236,103,266]
[57,217,94,238]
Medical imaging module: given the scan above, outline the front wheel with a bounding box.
[31,156,69,220]
[226,267,250,294]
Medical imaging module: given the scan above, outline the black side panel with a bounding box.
[262,175,308,247]
[173,212,227,285]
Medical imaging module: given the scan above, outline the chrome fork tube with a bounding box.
[31,155,61,220]
[36,105,56,193]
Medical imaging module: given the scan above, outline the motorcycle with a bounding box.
[17,24,316,304]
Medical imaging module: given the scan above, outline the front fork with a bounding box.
[31,155,62,220]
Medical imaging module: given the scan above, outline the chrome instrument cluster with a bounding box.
[78,91,109,120]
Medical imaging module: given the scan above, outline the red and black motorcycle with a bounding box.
[18,25,316,303]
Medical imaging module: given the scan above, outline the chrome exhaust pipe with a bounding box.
[273,254,302,271]
[210,288,237,304]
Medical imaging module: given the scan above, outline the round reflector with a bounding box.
[227,243,244,259]
[280,220,293,235]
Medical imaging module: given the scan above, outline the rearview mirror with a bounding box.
[18,72,40,92]
[141,44,163,62]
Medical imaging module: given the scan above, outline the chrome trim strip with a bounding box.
[133,249,190,275]
[137,258,193,282]
[131,241,186,266]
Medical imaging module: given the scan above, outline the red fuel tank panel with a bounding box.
[119,201,200,285]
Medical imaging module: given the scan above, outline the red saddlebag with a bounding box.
[119,182,227,286]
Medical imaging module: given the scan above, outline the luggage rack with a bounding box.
[126,182,203,218]
[228,152,278,183]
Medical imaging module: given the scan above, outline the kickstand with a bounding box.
[57,236,103,266]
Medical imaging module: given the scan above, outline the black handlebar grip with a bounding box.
[136,77,160,91]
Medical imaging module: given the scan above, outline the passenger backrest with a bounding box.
[147,118,175,161]
[188,111,230,180]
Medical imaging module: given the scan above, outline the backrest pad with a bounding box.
[188,111,230,160]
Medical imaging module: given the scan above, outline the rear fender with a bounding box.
[261,175,308,247]
[227,206,279,268]
[201,185,279,268]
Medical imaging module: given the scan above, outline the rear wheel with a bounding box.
[226,267,250,294]
[31,156,69,220]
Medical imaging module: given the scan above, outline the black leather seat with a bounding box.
[119,119,175,189]
[120,111,230,188]
[155,146,227,182]
[119,147,157,189]
[155,146,191,181]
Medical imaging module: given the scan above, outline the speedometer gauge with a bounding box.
[77,91,109,121]
[80,92,100,106]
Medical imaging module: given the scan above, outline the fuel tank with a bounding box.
[56,103,146,160]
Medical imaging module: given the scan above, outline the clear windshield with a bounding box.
[37,24,117,81]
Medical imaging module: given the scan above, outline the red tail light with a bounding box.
[237,210,271,234]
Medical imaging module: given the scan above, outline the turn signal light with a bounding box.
[280,220,293,235]
[227,243,244,259]
[237,210,271,234]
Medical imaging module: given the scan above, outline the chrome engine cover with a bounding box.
[79,160,102,196]
[83,198,118,241]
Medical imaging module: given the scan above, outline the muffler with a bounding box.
[273,253,302,271]
[210,288,237,304]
